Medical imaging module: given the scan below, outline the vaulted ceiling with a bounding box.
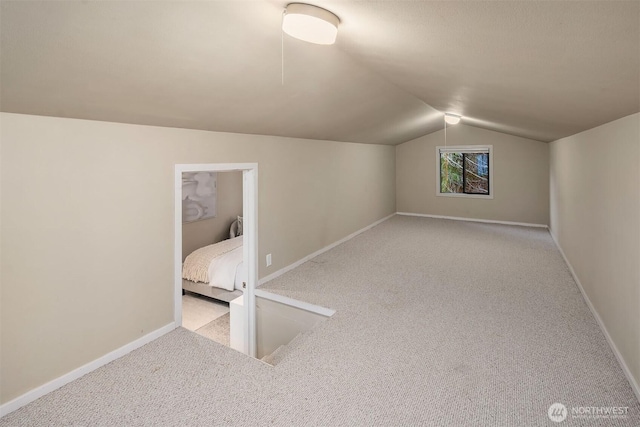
[1,1,638,145]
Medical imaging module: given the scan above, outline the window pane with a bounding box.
[463,153,489,194]
[440,152,463,193]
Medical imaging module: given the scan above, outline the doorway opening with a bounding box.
[174,163,258,357]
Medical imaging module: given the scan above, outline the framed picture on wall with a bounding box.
[182,171,217,223]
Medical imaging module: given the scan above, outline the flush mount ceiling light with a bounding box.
[444,113,462,125]
[282,3,340,45]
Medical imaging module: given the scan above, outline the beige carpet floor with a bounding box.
[2,216,639,426]
[195,313,230,347]
[181,293,229,331]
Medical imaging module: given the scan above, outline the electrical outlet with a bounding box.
[266,253,272,267]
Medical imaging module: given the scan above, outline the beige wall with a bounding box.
[550,113,640,389]
[396,124,549,225]
[0,113,396,403]
[182,171,243,260]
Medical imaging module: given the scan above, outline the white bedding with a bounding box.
[208,245,243,291]
[183,236,245,291]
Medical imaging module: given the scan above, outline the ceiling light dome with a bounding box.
[444,113,462,125]
[283,3,340,45]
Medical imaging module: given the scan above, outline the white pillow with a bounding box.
[237,216,243,236]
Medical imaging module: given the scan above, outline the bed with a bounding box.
[182,219,245,302]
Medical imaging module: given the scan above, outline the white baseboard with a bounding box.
[259,213,395,286]
[549,230,640,403]
[0,322,177,417]
[396,212,548,228]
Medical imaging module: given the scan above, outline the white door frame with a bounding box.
[174,163,258,358]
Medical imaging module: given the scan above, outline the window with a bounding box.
[436,145,493,198]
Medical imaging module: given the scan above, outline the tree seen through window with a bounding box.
[440,151,489,195]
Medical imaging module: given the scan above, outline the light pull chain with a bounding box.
[444,116,447,148]
[281,10,286,85]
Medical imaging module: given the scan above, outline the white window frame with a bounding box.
[436,145,494,199]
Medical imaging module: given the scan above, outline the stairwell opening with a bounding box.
[254,294,334,365]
